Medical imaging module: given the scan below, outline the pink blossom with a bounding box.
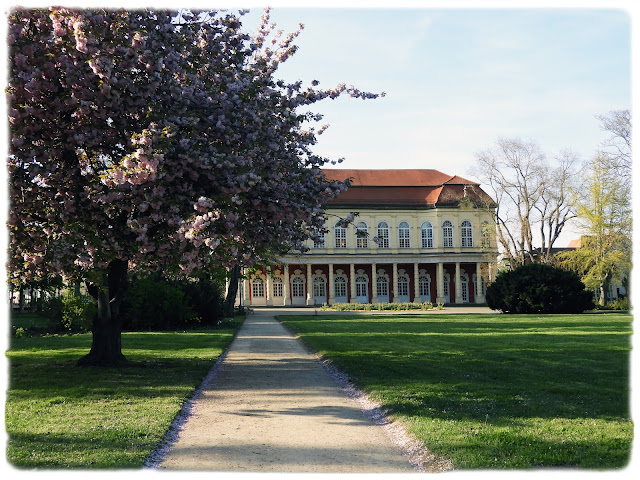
[8,6,381,288]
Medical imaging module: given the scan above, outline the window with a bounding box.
[461,274,469,302]
[292,277,305,297]
[377,276,389,297]
[334,222,347,248]
[273,277,283,297]
[356,276,368,297]
[398,275,409,296]
[376,221,389,248]
[461,220,473,247]
[251,278,265,298]
[398,221,411,248]
[443,220,453,248]
[421,221,433,248]
[312,227,325,249]
[313,277,326,297]
[334,276,347,298]
[356,221,369,249]
[419,275,431,296]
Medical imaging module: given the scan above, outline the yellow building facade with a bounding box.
[241,169,498,306]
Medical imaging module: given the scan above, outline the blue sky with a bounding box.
[240,5,631,177]
[237,2,633,246]
[1,1,634,249]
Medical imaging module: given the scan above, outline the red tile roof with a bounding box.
[321,169,478,187]
[321,169,495,207]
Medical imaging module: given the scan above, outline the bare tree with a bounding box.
[535,149,580,263]
[472,138,577,267]
[596,109,631,182]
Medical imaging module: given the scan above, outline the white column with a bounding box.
[244,271,251,306]
[455,262,463,304]
[413,262,420,303]
[392,263,399,303]
[476,262,486,303]
[436,262,446,304]
[238,268,245,307]
[350,263,356,303]
[283,264,291,305]
[328,263,335,305]
[306,263,314,305]
[371,263,378,304]
[266,267,273,306]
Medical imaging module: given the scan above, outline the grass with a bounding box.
[5,324,241,469]
[279,313,633,469]
[10,311,56,334]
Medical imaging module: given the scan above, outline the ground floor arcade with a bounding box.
[237,259,495,307]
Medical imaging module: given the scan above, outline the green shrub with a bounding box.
[60,293,95,332]
[596,297,631,311]
[121,276,197,330]
[326,302,436,311]
[42,292,95,333]
[486,263,594,314]
[610,297,631,311]
[179,276,225,325]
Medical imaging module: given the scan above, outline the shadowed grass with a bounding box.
[279,313,632,469]
[6,327,240,468]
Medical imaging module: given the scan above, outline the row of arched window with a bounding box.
[250,272,487,303]
[313,220,490,249]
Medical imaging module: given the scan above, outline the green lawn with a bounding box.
[5,326,239,468]
[279,313,633,469]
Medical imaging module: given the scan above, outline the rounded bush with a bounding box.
[486,263,593,314]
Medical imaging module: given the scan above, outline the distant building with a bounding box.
[563,236,628,303]
[241,169,498,306]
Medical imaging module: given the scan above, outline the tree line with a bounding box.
[472,109,632,306]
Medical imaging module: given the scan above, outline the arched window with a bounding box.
[461,220,473,247]
[312,224,325,249]
[376,221,389,248]
[312,277,326,298]
[443,272,450,301]
[397,275,409,296]
[251,277,265,298]
[291,276,305,298]
[443,220,454,248]
[461,273,469,302]
[334,222,347,248]
[398,221,411,248]
[419,275,431,297]
[421,221,433,248]
[356,275,368,297]
[377,276,389,297]
[356,221,369,249]
[334,275,347,298]
[273,277,283,297]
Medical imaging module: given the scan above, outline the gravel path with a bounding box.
[151,309,449,473]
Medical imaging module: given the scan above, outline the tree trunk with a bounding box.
[223,264,241,317]
[77,259,129,367]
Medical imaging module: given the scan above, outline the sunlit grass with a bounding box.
[280,313,632,469]
[6,328,239,468]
